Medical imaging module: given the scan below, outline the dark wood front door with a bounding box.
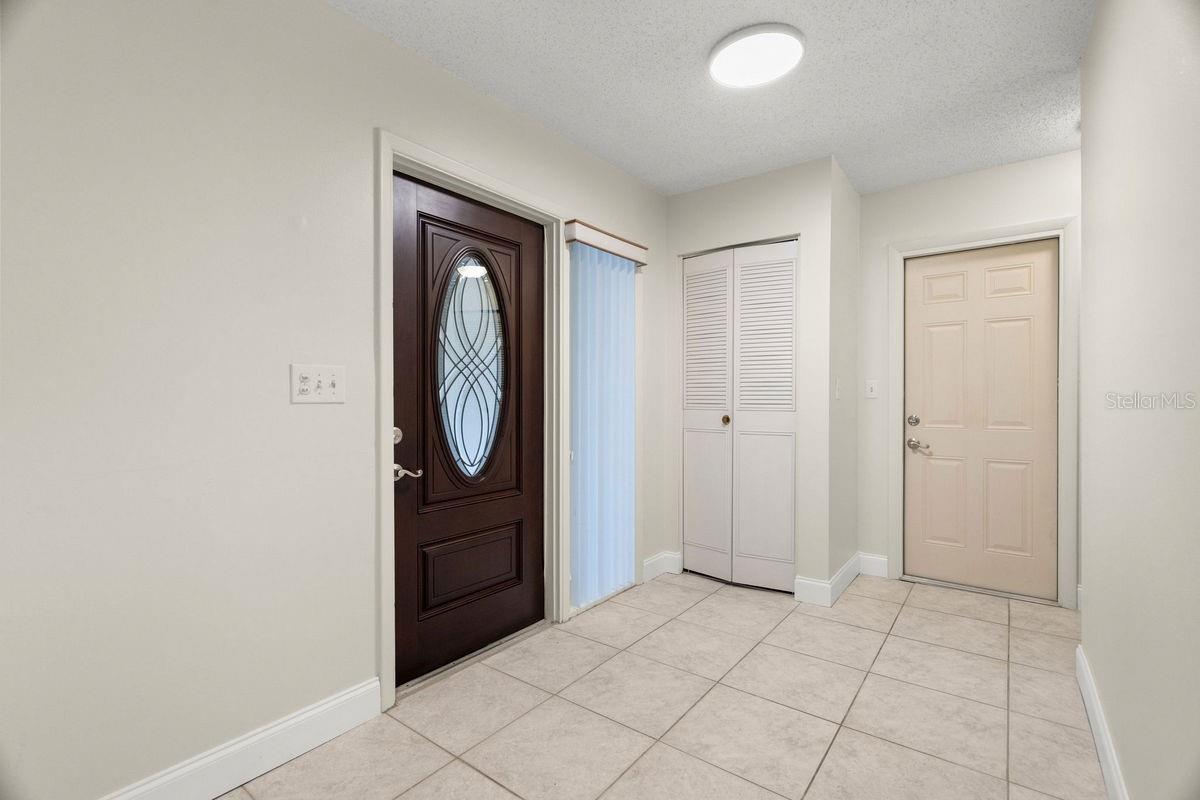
[393,173,544,685]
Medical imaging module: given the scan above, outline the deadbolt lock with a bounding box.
[906,414,920,427]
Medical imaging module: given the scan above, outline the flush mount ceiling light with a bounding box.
[708,23,805,88]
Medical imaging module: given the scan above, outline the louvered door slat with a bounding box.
[736,258,795,411]
[684,268,731,410]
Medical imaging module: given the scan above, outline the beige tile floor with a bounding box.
[223,573,1106,800]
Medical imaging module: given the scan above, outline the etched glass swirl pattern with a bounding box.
[436,254,505,477]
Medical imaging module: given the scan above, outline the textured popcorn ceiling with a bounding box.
[330,0,1094,194]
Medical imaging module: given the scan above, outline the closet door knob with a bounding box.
[721,415,731,426]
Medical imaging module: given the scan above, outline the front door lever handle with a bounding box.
[905,438,931,454]
[394,463,424,481]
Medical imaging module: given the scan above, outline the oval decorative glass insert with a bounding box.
[436,254,505,478]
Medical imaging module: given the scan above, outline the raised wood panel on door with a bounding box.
[904,238,1058,599]
[682,249,733,581]
[731,240,798,592]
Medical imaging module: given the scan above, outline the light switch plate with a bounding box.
[865,379,879,399]
[291,364,346,404]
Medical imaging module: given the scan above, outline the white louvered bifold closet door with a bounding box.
[683,240,798,591]
[731,240,798,591]
[682,248,734,581]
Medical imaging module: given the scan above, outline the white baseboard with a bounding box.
[829,553,860,602]
[794,552,856,607]
[642,550,682,581]
[793,552,889,606]
[857,552,888,577]
[99,678,381,800]
[1076,645,1129,800]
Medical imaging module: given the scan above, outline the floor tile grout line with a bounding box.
[608,579,714,617]
[903,583,1013,622]
[678,612,795,642]
[886,629,1009,661]
[401,579,1075,800]
[1008,776,1077,800]
[416,682,558,767]
[843,577,913,605]
[633,589,1020,777]
[878,629,1010,664]
[673,592,798,642]
[655,740,793,798]
[1008,623,1083,642]
[455,757,531,800]
[903,601,1010,626]
[623,634,756,682]
[762,613,1015,696]
[581,628,793,800]
[899,600,1011,629]
[384,713,473,763]
[588,740,653,799]
[800,584,907,798]
[646,594,828,798]
[544,593,758,752]
[559,612,671,651]
[729,596,853,800]
[836,724,1014,786]
[1008,597,1083,642]
[755,611,1033,713]
[864,661,1010,710]
[245,714,456,799]
[622,588,781,737]
[369,717,479,800]
[1009,706,1100,733]
[475,644,620,696]
[872,599,1012,782]
[807,600,1016,791]
[545,677,780,795]
[250,579,1086,800]
[787,601,896,631]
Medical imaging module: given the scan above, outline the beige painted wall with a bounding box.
[829,160,861,573]
[0,2,669,798]
[1080,1,1200,797]
[857,151,1082,565]
[666,158,842,581]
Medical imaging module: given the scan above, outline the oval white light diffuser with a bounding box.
[709,23,805,88]
[456,255,488,279]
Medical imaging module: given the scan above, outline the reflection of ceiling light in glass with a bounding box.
[456,257,487,279]
[709,24,805,88]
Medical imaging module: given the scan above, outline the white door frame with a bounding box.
[886,217,1080,608]
[374,129,572,710]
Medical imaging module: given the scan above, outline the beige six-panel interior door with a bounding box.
[903,238,1059,599]
[682,240,798,592]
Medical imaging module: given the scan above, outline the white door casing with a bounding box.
[682,240,798,592]
[903,238,1059,599]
